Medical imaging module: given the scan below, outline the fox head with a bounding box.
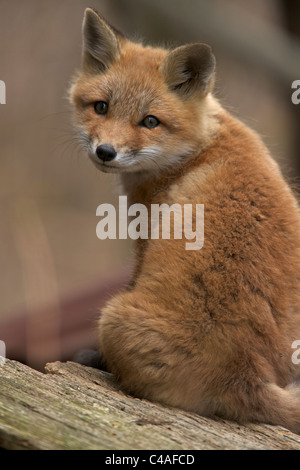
[70,8,217,175]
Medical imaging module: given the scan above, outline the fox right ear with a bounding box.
[82,9,121,74]
[160,43,216,98]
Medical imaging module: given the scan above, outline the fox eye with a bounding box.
[94,101,108,115]
[142,115,160,129]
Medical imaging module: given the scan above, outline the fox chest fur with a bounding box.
[71,9,300,433]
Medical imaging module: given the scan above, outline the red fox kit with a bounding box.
[70,8,300,433]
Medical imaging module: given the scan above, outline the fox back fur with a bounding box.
[70,8,300,433]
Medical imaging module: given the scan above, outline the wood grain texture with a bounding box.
[0,359,299,450]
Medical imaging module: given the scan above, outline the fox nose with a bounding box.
[96,144,117,162]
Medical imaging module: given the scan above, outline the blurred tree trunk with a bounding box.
[281,0,300,179]
[281,0,300,36]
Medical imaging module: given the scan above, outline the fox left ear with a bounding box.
[160,43,216,98]
[82,8,122,74]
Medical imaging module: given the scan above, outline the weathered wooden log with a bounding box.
[0,359,299,450]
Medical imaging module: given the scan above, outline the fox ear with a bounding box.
[160,43,216,98]
[82,8,121,74]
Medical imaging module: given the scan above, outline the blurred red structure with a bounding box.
[0,267,131,371]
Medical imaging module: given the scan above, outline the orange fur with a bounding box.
[70,9,300,433]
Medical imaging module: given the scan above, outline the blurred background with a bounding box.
[0,0,299,370]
